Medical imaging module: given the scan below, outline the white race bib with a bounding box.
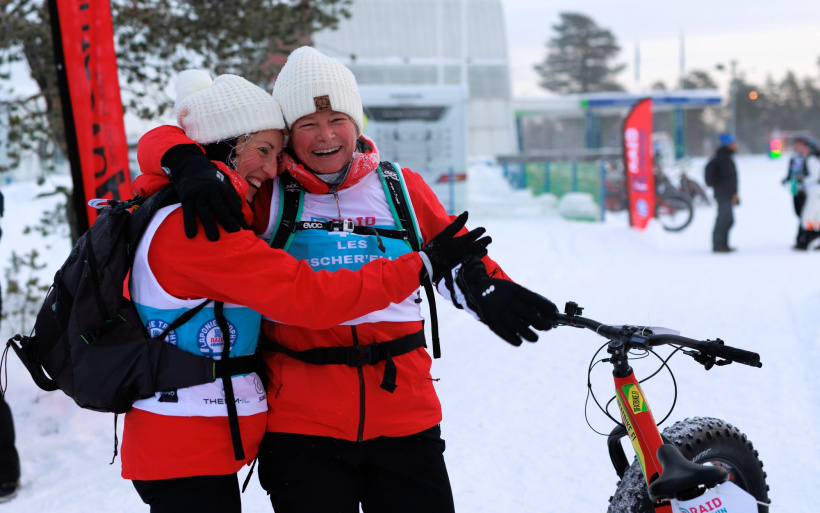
[670,481,760,513]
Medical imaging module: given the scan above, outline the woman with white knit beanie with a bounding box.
[123,69,287,513]
[127,66,505,513]
[246,47,554,513]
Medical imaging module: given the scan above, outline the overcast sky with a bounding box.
[501,0,820,97]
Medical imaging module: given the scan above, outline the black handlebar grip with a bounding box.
[702,342,762,367]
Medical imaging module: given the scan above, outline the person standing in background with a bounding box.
[708,133,739,253]
[782,136,820,250]
[0,190,21,502]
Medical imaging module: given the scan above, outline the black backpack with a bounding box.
[6,185,257,416]
[704,157,718,188]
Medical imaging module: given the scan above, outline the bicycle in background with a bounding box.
[604,163,694,232]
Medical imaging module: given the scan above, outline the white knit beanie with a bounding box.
[273,47,363,134]
[174,69,285,145]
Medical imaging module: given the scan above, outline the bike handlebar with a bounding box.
[554,309,762,368]
[696,339,761,368]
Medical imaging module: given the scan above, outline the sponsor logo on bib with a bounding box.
[197,319,237,358]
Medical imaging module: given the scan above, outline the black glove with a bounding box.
[419,211,491,283]
[444,256,558,346]
[162,144,247,241]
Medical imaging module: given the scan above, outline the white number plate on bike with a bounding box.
[670,482,759,513]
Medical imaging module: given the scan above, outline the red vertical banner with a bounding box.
[50,0,131,233]
[622,98,655,230]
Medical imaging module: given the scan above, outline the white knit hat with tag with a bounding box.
[273,47,363,134]
[174,70,285,144]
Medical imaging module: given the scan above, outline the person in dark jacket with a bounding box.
[0,190,21,503]
[709,133,739,252]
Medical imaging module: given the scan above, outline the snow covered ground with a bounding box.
[0,153,817,512]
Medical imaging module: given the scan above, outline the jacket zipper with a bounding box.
[332,191,364,440]
[333,192,342,221]
[352,325,366,442]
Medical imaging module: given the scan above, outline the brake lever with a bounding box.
[683,349,732,370]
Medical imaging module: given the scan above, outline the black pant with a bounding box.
[793,192,819,248]
[0,278,14,485]
[132,474,241,513]
[713,198,734,250]
[257,425,456,513]
[0,394,19,484]
[794,191,806,217]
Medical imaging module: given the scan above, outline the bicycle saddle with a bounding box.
[647,443,729,501]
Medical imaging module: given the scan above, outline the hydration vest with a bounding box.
[265,162,441,392]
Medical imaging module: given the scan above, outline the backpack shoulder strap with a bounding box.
[377,162,423,251]
[127,184,179,258]
[213,301,245,461]
[377,162,441,358]
[270,173,304,250]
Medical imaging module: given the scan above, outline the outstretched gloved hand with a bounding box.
[418,211,491,283]
[439,256,558,346]
[162,144,247,241]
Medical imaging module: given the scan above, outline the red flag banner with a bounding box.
[622,98,655,230]
[50,0,131,232]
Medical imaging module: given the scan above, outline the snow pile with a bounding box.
[557,191,601,221]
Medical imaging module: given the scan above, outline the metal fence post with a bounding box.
[571,161,578,192]
[544,162,550,194]
[600,160,606,221]
[448,166,455,214]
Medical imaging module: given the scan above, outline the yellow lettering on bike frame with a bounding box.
[624,383,648,414]
[616,391,646,477]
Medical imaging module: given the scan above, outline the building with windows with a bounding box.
[312,0,515,159]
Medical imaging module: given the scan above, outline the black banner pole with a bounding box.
[47,0,90,235]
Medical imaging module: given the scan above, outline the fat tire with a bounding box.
[655,193,694,232]
[607,417,769,513]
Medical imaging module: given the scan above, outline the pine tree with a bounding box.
[534,12,625,94]
[2,249,49,336]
